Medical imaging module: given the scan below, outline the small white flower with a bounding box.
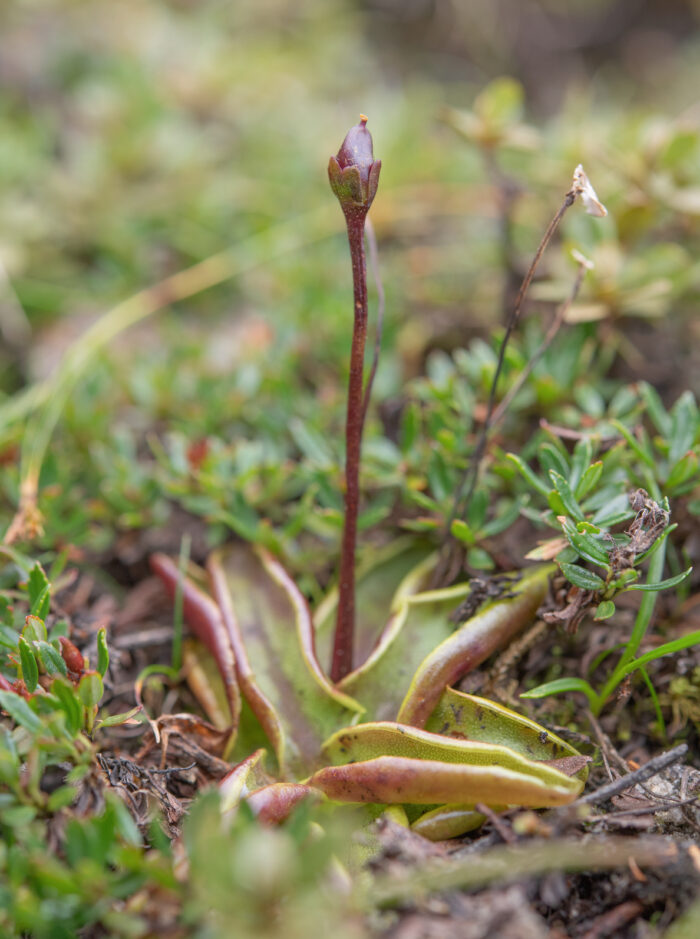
[572,164,608,218]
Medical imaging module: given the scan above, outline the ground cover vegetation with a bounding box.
[1,1,700,936]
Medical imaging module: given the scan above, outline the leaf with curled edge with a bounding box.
[208,543,363,778]
[425,687,589,779]
[313,540,433,674]
[396,565,554,728]
[219,751,320,824]
[321,721,586,796]
[340,564,553,726]
[308,755,581,807]
[219,749,269,815]
[246,782,321,824]
[150,553,240,734]
[337,576,472,722]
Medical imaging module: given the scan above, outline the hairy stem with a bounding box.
[332,214,369,682]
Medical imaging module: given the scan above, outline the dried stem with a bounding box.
[432,190,577,587]
[490,256,589,428]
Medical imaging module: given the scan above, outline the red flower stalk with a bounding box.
[328,117,381,682]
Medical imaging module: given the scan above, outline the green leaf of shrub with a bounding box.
[0,691,43,733]
[623,567,691,592]
[28,564,51,619]
[22,615,47,643]
[50,679,83,736]
[37,641,67,677]
[548,472,585,521]
[18,637,39,693]
[78,672,104,710]
[506,453,549,498]
[450,519,475,545]
[574,461,603,501]
[559,563,606,592]
[594,600,616,620]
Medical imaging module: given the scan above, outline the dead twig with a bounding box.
[490,255,589,428]
[579,900,644,939]
[475,803,516,844]
[577,744,689,805]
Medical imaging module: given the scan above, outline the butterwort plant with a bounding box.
[150,118,593,840]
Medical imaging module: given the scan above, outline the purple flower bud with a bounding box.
[328,115,381,216]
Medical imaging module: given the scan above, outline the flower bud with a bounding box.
[328,115,381,217]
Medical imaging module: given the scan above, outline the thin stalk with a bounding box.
[432,191,576,586]
[332,215,369,682]
[490,258,588,428]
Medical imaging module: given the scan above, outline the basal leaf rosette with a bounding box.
[153,544,588,838]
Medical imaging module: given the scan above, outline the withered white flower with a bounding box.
[572,164,608,218]
[571,248,595,270]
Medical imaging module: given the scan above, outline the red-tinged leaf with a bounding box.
[208,544,362,777]
[308,755,581,807]
[150,553,241,732]
[220,749,268,814]
[425,687,586,768]
[314,541,433,674]
[182,639,232,730]
[397,565,553,727]
[322,721,582,792]
[246,782,321,824]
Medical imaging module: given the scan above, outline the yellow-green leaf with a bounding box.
[322,721,583,793]
[425,687,586,772]
[397,565,554,727]
[208,544,362,777]
[313,540,432,674]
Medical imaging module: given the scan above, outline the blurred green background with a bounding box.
[0,0,699,561]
